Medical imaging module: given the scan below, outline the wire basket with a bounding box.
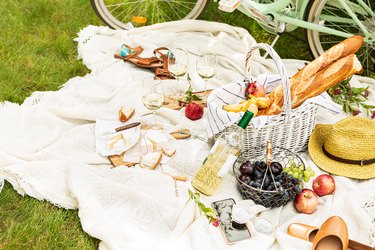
[212,43,318,158]
[233,147,305,208]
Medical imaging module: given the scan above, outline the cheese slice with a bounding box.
[140,151,162,170]
[141,130,169,153]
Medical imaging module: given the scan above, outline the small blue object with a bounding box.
[120,44,137,57]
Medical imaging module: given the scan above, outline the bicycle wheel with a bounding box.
[305,0,375,75]
[91,0,209,30]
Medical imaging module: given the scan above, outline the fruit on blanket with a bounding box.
[294,188,319,214]
[312,174,335,197]
[119,106,135,122]
[245,81,266,98]
[185,102,204,120]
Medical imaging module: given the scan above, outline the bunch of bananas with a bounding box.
[223,95,270,113]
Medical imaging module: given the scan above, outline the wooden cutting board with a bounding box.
[162,90,212,110]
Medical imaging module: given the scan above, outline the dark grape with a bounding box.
[249,180,255,187]
[239,161,254,175]
[270,162,283,175]
[275,175,281,181]
[287,174,294,181]
[292,178,300,185]
[254,170,262,179]
[275,182,281,188]
[281,172,287,177]
[254,161,260,167]
[287,182,293,188]
[239,174,251,184]
[282,191,290,200]
[260,161,267,169]
[292,186,301,194]
[262,177,271,189]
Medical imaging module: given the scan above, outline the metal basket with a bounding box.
[213,43,318,158]
[233,147,305,208]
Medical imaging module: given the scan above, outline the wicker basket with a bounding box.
[213,43,318,158]
[233,147,305,208]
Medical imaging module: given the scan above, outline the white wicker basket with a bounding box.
[213,43,318,159]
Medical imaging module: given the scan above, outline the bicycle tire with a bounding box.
[304,0,374,74]
[90,0,209,30]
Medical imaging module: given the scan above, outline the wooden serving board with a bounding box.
[108,153,137,168]
[163,90,212,110]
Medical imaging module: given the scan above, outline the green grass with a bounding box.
[0,0,309,248]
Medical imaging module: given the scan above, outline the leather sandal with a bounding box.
[287,217,374,250]
[153,47,174,80]
[114,44,163,68]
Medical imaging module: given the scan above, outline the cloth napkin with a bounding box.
[207,74,342,138]
[95,118,141,157]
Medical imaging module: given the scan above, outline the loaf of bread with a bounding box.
[259,36,364,116]
[118,106,135,122]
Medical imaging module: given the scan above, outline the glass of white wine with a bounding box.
[196,54,217,91]
[168,48,189,93]
[142,77,164,129]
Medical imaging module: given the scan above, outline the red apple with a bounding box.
[185,102,204,120]
[294,189,319,214]
[313,174,335,197]
[245,81,266,98]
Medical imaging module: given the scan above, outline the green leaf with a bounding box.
[192,95,202,101]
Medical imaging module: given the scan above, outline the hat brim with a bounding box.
[308,124,375,179]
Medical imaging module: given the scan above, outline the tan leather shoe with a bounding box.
[288,219,374,250]
[288,223,319,242]
[312,216,348,250]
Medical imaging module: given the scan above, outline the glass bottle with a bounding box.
[192,104,256,196]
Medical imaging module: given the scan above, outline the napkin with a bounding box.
[95,119,141,157]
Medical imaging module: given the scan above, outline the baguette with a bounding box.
[118,106,135,122]
[259,36,364,116]
[291,36,363,88]
[261,54,363,116]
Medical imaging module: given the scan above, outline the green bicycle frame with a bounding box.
[239,0,375,41]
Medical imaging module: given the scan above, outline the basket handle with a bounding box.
[244,43,292,119]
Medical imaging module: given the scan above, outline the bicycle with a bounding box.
[91,0,375,74]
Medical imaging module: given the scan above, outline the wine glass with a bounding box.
[196,54,217,91]
[141,77,164,129]
[167,48,189,93]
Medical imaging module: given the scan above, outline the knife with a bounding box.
[103,122,141,136]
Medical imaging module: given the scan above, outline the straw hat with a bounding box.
[308,116,375,179]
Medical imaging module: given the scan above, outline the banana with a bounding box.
[223,99,252,112]
[256,97,271,109]
[248,94,270,109]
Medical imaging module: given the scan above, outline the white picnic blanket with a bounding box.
[0,20,374,249]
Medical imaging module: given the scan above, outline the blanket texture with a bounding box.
[0,20,374,250]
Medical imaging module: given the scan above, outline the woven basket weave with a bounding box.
[213,43,318,158]
[233,147,305,208]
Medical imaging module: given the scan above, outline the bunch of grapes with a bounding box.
[282,159,315,183]
[238,160,302,199]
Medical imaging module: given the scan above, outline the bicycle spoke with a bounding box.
[164,2,183,19]
[167,0,199,6]
[166,1,194,15]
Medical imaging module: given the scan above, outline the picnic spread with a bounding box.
[0,20,375,249]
